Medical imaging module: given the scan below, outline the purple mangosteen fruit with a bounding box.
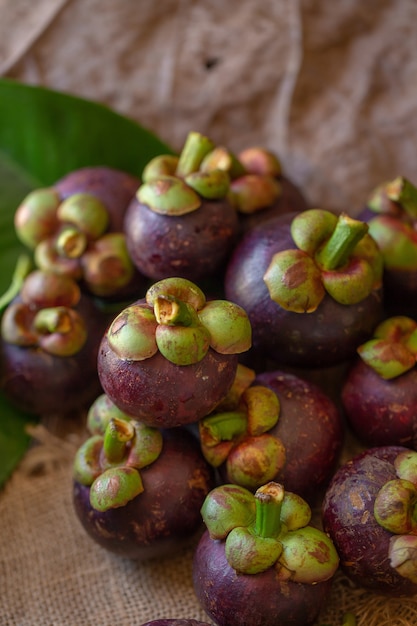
[358,175,417,317]
[193,481,339,626]
[322,445,417,596]
[198,365,344,503]
[0,269,110,415]
[230,146,309,233]
[123,131,240,283]
[14,166,145,300]
[225,208,384,368]
[97,276,252,428]
[73,397,215,560]
[342,315,417,448]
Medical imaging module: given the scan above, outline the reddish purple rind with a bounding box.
[124,197,239,282]
[322,445,417,596]
[342,359,417,448]
[224,212,384,368]
[54,166,140,233]
[192,529,333,626]
[253,370,344,501]
[98,331,238,428]
[73,428,215,560]
[0,294,111,415]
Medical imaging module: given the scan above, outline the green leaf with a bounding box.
[0,78,173,488]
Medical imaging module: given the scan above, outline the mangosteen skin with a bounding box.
[73,428,215,560]
[123,197,240,282]
[193,528,333,626]
[322,445,417,596]
[342,360,417,448]
[54,165,141,232]
[97,331,238,428]
[224,212,384,369]
[253,370,344,502]
[0,295,110,416]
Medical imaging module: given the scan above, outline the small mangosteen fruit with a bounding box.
[358,176,417,317]
[0,269,110,415]
[97,277,251,428]
[198,365,343,502]
[193,481,339,626]
[72,398,215,560]
[230,146,309,233]
[14,166,145,300]
[342,315,417,448]
[225,208,384,368]
[123,131,240,283]
[322,445,417,596]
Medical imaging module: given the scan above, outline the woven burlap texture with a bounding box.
[2,0,417,216]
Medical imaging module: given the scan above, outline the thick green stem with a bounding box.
[386,176,417,220]
[315,213,368,271]
[175,131,216,178]
[102,417,134,464]
[200,411,248,446]
[254,482,284,538]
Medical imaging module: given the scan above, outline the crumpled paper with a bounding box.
[2,0,417,215]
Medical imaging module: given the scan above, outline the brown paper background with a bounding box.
[2,1,417,624]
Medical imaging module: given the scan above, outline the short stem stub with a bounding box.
[254,482,284,538]
[315,213,368,271]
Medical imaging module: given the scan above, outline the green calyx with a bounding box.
[201,481,339,580]
[366,176,417,270]
[374,449,417,582]
[199,378,285,489]
[368,215,417,271]
[264,209,382,312]
[136,131,232,215]
[108,277,251,366]
[367,176,417,220]
[357,316,417,379]
[73,412,163,511]
[1,270,87,356]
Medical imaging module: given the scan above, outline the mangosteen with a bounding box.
[193,481,339,626]
[72,400,215,560]
[123,131,240,284]
[230,146,309,233]
[0,269,110,416]
[341,315,417,448]
[97,276,252,428]
[358,175,417,316]
[198,365,343,503]
[225,208,384,368]
[322,445,417,596]
[14,165,146,300]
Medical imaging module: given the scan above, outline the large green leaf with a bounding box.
[0,78,173,488]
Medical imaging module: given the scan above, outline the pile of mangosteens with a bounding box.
[4,129,417,626]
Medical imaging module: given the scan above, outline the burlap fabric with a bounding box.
[2,1,417,624]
